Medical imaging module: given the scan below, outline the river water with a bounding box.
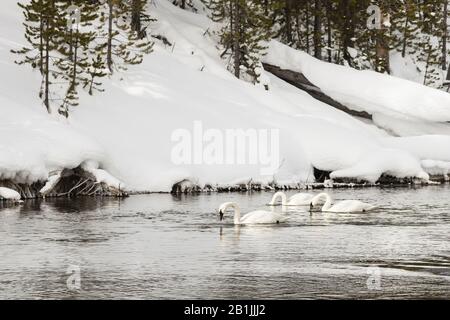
[0,186,449,299]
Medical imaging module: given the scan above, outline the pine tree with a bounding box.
[12,0,65,113]
[442,0,448,70]
[85,54,108,96]
[313,0,323,59]
[98,0,154,74]
[57,1,101,117]
[130,0,153,39]
[14,0,155,117]
[374,1,393,74]
[416,0,446,86]
[12,0,45,74]
[324,0,334,62]
[390,0,420,58]
[205,0,272,83]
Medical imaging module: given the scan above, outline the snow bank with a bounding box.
[0,187,21,201]
[1,0,448,192]
[293,116,429,183]
[390,51,425,85]
[421,160,450,177]
[372,113,450,136]
[0,5,106,185]
[0,95,106,184]
[265,40,450,123]
[331,148,429,183]
[81,161,124,190]
[383,135,450,162]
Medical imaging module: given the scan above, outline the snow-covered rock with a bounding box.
[0,187,21,202]
[39,171,62,196]
[421,160,450,177]
[81,161,124,190]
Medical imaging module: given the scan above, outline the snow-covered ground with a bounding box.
[265,41,450,127]
[1,0,450,193]
[0,187,21,201]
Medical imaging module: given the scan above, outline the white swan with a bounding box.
[310,192,377,213]
[268,191,315,206]
[219,202,287,225]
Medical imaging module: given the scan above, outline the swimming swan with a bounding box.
[268,191,315,206]
[310,193,377,213]
[219,202,288,225]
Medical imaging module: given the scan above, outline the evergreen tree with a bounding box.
[13,0,154,117]
[85,54,108,96]
[97,0,154,74]
[12,0,65,113]
[442,0,448,70]
[374,1,393,73]
[57,1,101,117]
[205,0,272,83]
[391,0,420,58]
[313,0,323,59]
[416,0,446,86]
[130,0,152,39]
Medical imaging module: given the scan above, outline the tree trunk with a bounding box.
[39,13,44,74]
[263,63,372,120]
[424,45,432,85]
[107,0,113,73]
[233,1,241,79]
[44,17,50,114]
[72,32,78,91]
[342,0,355,66]
[402,2,410,58]
[305,1,311,54]
[314,0,322,59]
[263,0,269,16]
[285,0,293,44]
[131,0,144,39]
[443,0,448,70]
[295,10,302,48]
[326,0,332,62]
[402,15,409,58]
[375,10,391,74]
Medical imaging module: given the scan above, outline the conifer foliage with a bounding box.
[12,0,154,116]
[204,0,272,83]
[265,0,449,88]
[12,0,450,109]
[98,0,154,74]
[12,0,63,113]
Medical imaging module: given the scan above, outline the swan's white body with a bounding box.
[219,202,287,225]
[269,191,315,206]
[311,193,377,213]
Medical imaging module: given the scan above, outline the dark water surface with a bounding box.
[0,186,449,299]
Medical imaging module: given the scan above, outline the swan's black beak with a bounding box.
[219,211,224,221]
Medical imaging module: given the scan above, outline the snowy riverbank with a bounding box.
[1,0,450,197]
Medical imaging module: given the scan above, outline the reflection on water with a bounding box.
[0,186,449,299]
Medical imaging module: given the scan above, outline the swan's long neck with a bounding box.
[313,193,332,211]
[223,202,241,224]
[321,193,332,211]
[270,192,287,205]
[234,206,241,224]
